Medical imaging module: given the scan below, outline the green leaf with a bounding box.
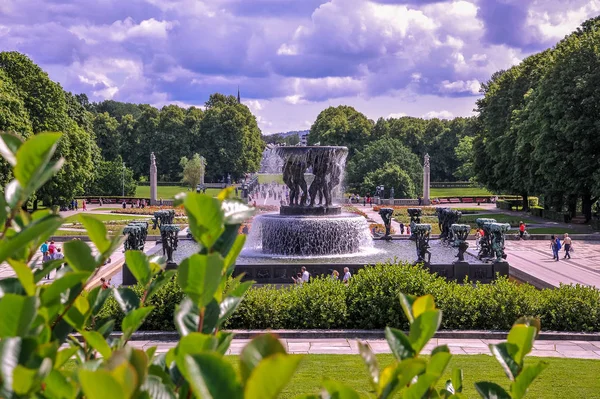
[174,297,199,337]
[385,327,415,360]
[0,131,22,166]
[44,369,77,399]
[113,287,140,314]
[218,296,243,328]
[510,361,548,399]
[408,309,442,353]
[177,253,223,308]
[79,214,111,254]
[81,330,112,358]
[489,343,520,380]
[240,334,286,383]
[0,294,37,337]
[513,317,541,339]
[125,251,152,287]
[222,199,255,225]
[357,341,379,388]
[79,369,128,399]
[216,332,234,355]
[321,379,361,399]
[141,374,176,399]
[184,193,225,249]
[33,259,63,283]
[182,353,243,399]
[224,234,247,271]
[89,286,112,314]
[506,324,537,365]
[147,270,176,302]
[412,295,436,319]
[64,240,97,273]
[4,180,23,210]
[55,346,79,368]
[0,214,63,265]
[0,192,7,229]
[7,260,35,296]
[474,382,511,399]
[14,132,61,193]
[0,278,25,298]
[41,272,88,306]
[427,349,452,377]
[403,373,440,399]
[390,358,428,393]
[399,293,417,323]
[452,368,463,393]
[0,337,21,393]
[13,364,38,395]
[244,353,302,399]
[122,306,155,338]
[177,333,218,356]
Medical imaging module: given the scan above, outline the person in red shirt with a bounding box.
[519,221,526,239]
[48,241,56,259]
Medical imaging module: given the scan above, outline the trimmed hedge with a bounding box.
[98,262,600,332]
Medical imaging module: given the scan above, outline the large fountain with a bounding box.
[245,146,372,256]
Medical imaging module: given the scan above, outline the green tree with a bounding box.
[308,105,372,154]
[454,136,475,181]
[0,68,33,187]
[200,94,264,181]
[180,153,206,188]
[346,137,422,195]
[86,156,137,196]
[363,163,416,198]
[0,51,94,206]
[93,112,120,161]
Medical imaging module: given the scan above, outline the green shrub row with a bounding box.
[98,262,600,332]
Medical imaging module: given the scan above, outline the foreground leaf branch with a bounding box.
[0,131,546,398]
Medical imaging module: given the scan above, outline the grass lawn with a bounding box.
[526,227,588,235]
[135,185,226,199]
[62,354,600,397]
[64,213,146,223]
[225,354,599,398]
[257,174,284,184]
[430,187,494,197]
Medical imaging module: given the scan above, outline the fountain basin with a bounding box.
[247,213,371,256]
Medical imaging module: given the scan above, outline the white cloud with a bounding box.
[438,79,481,95]
[422,110,454,119]
[388,112,407,118]
[70,17,175,44]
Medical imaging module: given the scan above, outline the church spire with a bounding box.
[237,86,240,104]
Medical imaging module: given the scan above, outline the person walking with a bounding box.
[475,228,482,250]
[399,222,405,235]
[301,266,310,283]
[82,199,87,211]
[363,196,366,207]
[342,267,351,284]
[550,235,560,261]
[563,233,572,259]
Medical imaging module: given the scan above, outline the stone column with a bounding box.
[423,153,430,205]
[150,152,158,205]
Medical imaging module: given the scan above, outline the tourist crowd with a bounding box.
[292,266,352,285]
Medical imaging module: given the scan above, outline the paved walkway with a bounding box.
[124,337,600,359]
[502,240,600,288]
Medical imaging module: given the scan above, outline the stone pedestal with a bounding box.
[122,263,137,285]
[453,261,470,282]
[150,152,158,205]
[493,261,510,277]
[423,153,430,205]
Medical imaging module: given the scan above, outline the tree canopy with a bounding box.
[474,16,600,219]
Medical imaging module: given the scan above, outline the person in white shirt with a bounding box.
[342,267,351,284]
[301,266,310,283]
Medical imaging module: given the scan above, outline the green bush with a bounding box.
[99,263,600,332]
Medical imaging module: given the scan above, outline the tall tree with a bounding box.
[308,106,372,155]
[180,153,206,188]
[85,156,137,196]
[199,94,264,181]
[93,112,120,161]
[0,51,94,206]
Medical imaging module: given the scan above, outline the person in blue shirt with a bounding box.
[40,240,49,257]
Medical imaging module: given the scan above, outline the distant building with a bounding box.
[300,131,309,146]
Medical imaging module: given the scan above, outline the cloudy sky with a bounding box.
[1,0,599,133]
